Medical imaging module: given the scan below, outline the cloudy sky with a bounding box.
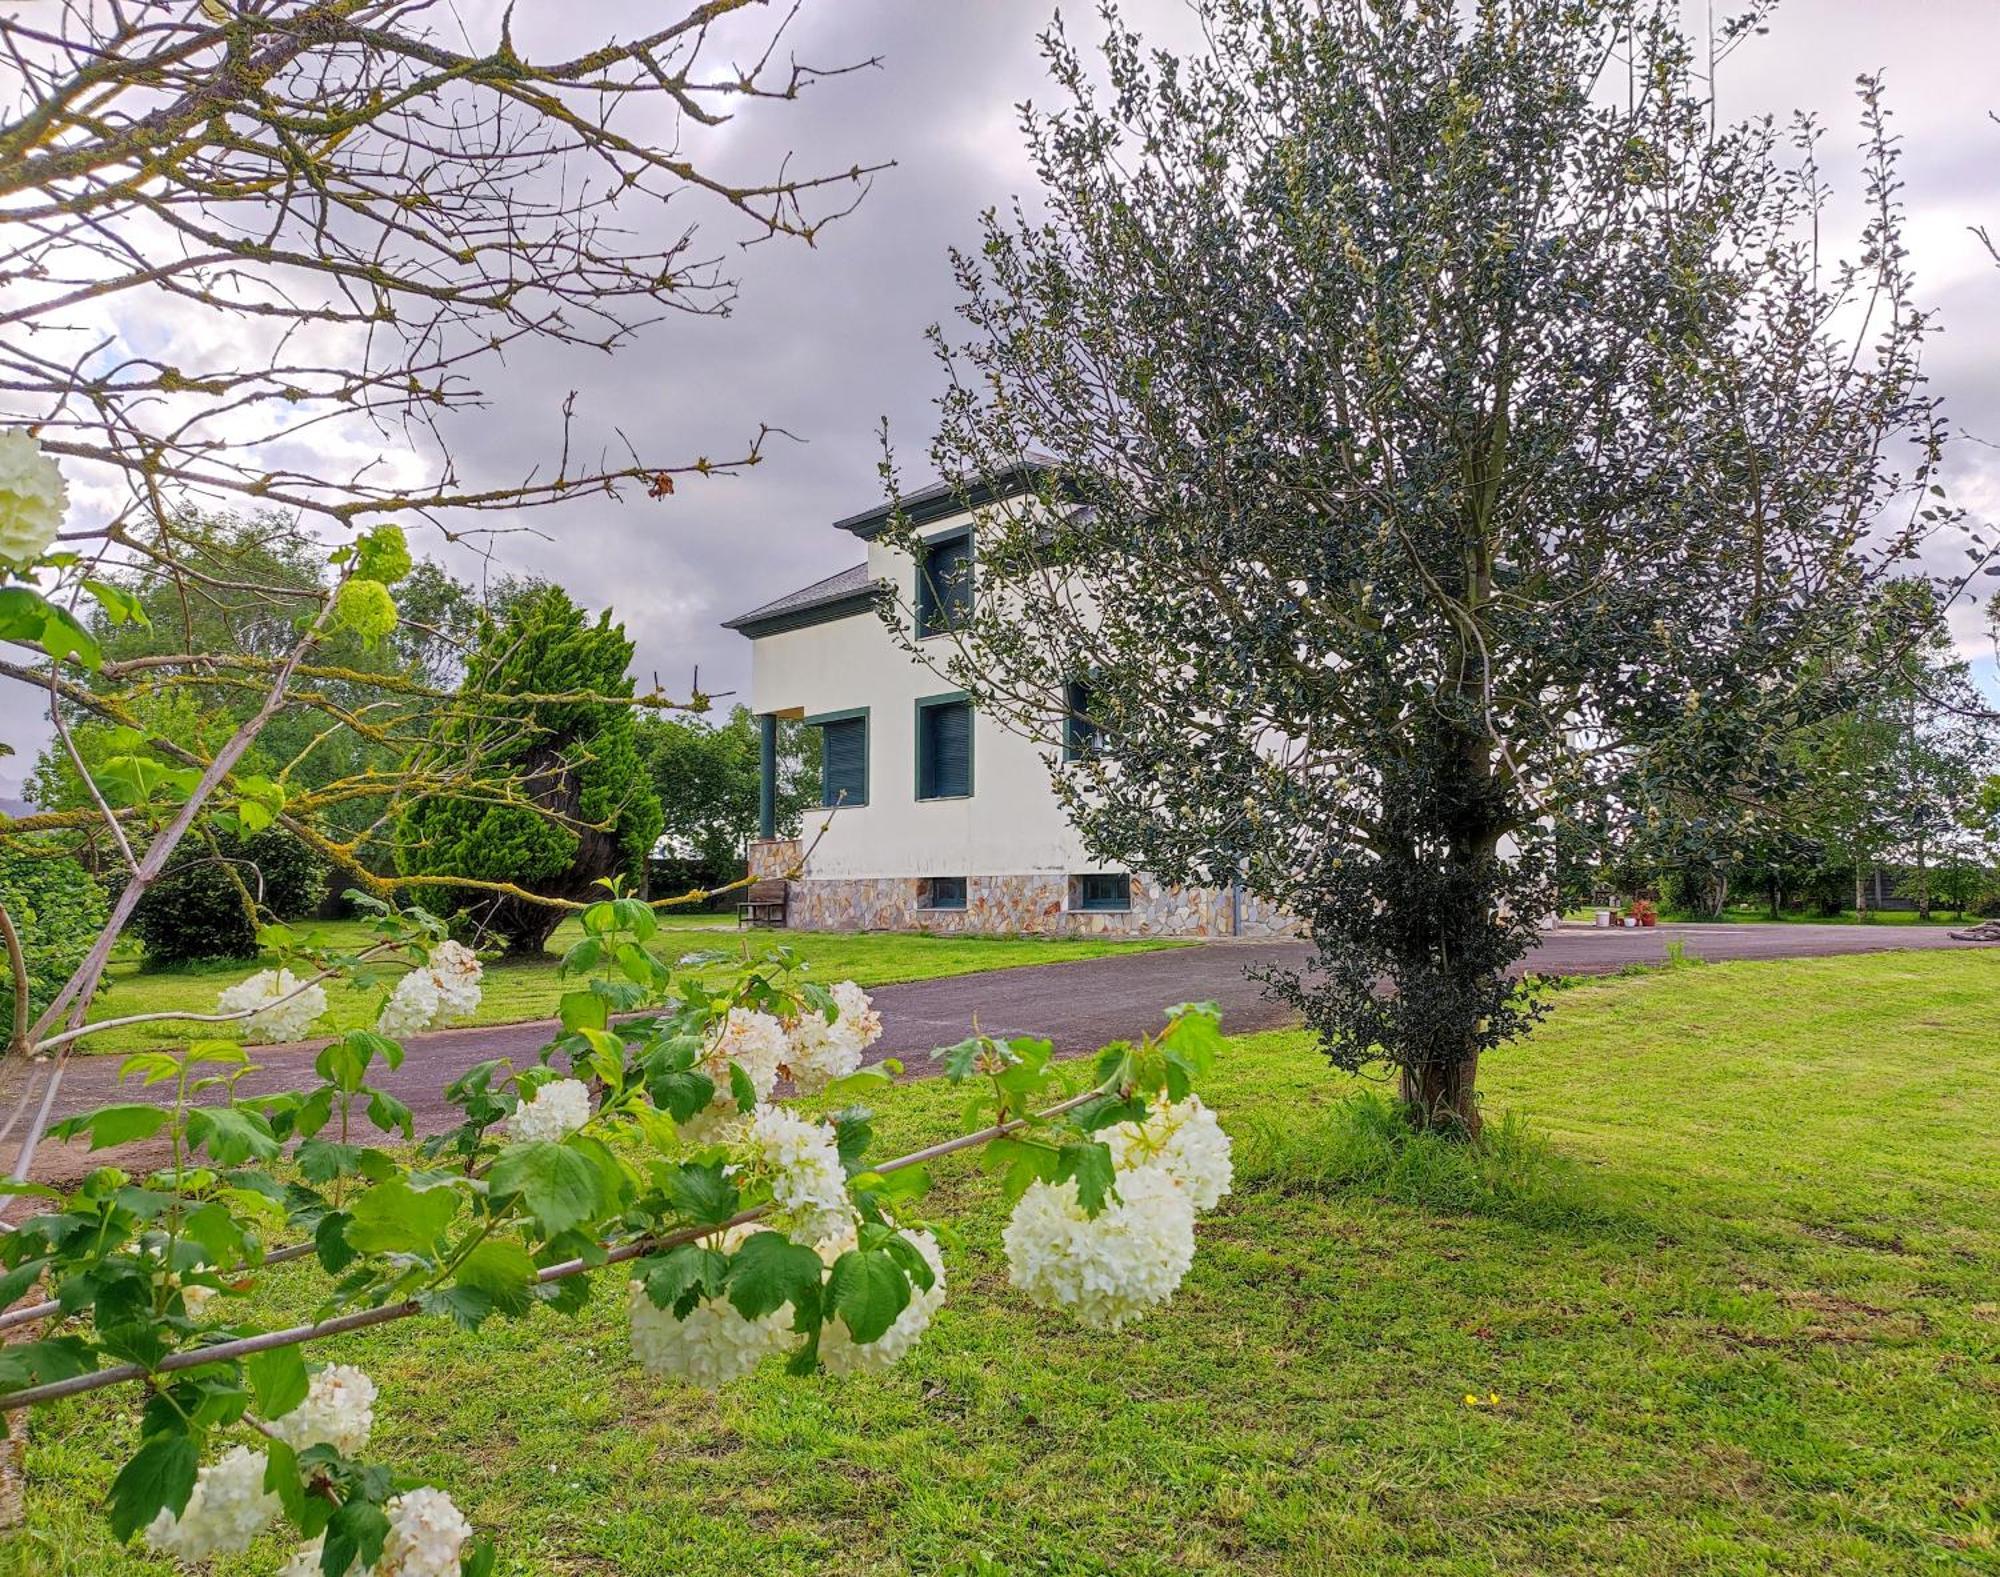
[7,0,2000,794]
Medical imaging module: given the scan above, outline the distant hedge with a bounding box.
[0,843,108,1027]
[124,827,330,964]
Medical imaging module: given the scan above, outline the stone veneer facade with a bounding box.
[745,839,1297,938]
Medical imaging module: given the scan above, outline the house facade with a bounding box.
[724,471,1296,938]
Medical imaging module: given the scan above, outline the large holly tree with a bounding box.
[891,0,1964,1129]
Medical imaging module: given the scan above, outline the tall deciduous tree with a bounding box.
[897,0,1954,1129]
[637,706,818,884]
[396,588,664,955]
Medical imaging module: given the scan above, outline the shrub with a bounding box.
[0,842,107,1028]
[125,827,330,964]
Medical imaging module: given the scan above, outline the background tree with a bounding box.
[396,588,665,955]
[0,0,879,1236]
[895,0,1959,1130]
[638,706,819,897]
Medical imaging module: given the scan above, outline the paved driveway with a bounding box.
[16,921,1990,1182]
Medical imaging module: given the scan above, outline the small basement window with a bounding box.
[808,710,868,807]
[916,530,975,636]
[919,876,968,911]
[1072,872,1132,912]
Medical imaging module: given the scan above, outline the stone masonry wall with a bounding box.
[756,864,1298,939]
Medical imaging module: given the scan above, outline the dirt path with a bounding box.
[15,922,1988,1184]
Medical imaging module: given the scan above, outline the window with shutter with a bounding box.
[1064,678,1103,762]
[916,531,974,636]
[809,711,868,807]
[916,695,974,800]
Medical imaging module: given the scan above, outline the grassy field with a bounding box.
[16,951,2000,1575]
[79,918,1185,1053]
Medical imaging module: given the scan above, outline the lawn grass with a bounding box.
[15,951,2000,1575]
[78,918,1186,1054]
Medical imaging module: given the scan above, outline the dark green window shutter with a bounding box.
[819,716,867,806]
[1064,678,1101,762]
[918,533,974,636]
[919,700,973,799]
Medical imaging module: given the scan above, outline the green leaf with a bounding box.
[344,1179,459,1256]
[728,1061,758,1114]
[1057,1140,1117,1216]
[647,1066,714,1124]
[461,1537,499,1577]
[0,1335,95,1394]
[246,1346,309,1421]
[107,1432,197,1542]
[324,1496,391,1576]
[0,586,101,671]
[455,1239,538,1318]
[725,1231,824,1324]
[637,1243,729,1313]
[83,577,150,628]
[184,1105,279,1166]
[486,1140,618,1237]
[663,1160,739,1226]
[314,1211,356,1273]
[264,1437,306,1524]
[48,1103,167,1150]
[558,990,608,1033]
[826,1246,911,1344]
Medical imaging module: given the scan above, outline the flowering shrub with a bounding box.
[0,894,1231,1573]
[0,428,67,567]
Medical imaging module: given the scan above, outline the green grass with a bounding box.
[79,919,1185,1054]
[16,952,2000,1575]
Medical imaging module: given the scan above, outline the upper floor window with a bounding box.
[916,693,974,800]
[916,530,974,636]
[808,709,868,807]
[1063,677,1104,763]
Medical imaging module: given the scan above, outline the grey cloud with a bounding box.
[7,0,2000,791]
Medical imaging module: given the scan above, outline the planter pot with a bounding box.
[1639,914,1657,927]
[1622,917,1637,928]
[1593,909,1612,928]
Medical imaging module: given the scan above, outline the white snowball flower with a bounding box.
[278,1536,327,1577]
[818,1225,947,1376]
[1003,1166,1197,1331]
[376,1486,474,1577]
[509,1077,592,1144]
[267,1362,378,1455]
[0,429,67,566]
[830,980,883,1049]
[377,965,442,1039]
[425,940,483,1021]
[1101,1095,1234,1213]
[735,1106,853,1246]
[783,980,880,1096]
[628,1275,791,1389]
[217,967,327,1043]
[680,1008,787,1139]
[142,1445,280,1560]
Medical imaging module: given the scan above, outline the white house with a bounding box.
[724,469,1296,937]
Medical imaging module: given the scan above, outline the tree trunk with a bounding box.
[1400,1051,1482,1137]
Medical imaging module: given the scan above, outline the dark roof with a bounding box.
[722,562,881,639]
[832,454,1062,540]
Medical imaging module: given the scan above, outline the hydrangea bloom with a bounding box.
[278,1490,475,1577]
[1101,1095,1233,1213]
[0,430,67,566]
[267,1362,378,1455]
[377,965,441,1038]
[736,1106,853,1246]
[143,1445,279,1560]
[426,939,483,1020]
[376,1486,475,1577]
[783,980,881,1095]
[509,1077,592,1144]
[217,967,328,1044]
[817,1225,947,1376]
[1003,1166,1197,1330]
[680,1008,788,1140]
[628,1275,791,1388]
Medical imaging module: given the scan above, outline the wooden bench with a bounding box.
[738,878,788,929]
